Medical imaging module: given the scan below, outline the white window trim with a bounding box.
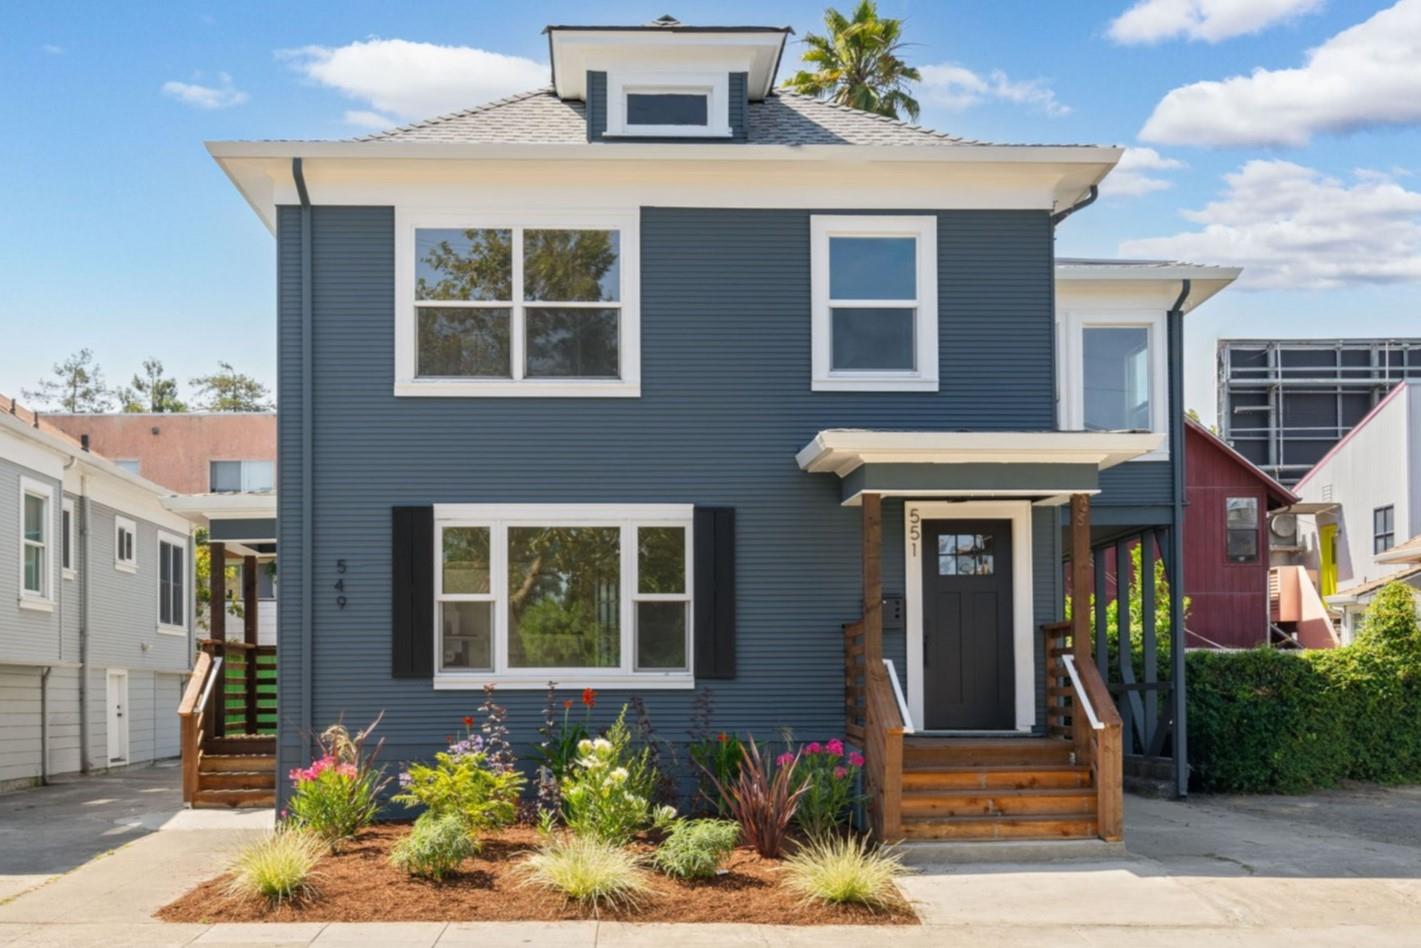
[606,71,731,138]
[114,515,138,573]
[394,208,641,398]
[810,215,939,392]
[904,500,1035,732]
[210,459,275,493]
[62,497,75,580]
[156,530,188,636]
[431,503,694,689]
[1057,308,1169,461]
[18,476,55,609]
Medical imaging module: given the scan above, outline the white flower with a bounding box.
[577,738,592,754]
[610,767,629,783]
[593,738,612,754]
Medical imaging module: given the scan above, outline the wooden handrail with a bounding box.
[178,651,212,718]
[1042,622,1122,842]
[180,652,223,804]
[846,616,904,840]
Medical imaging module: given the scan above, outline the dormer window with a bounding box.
[606,73,731,138]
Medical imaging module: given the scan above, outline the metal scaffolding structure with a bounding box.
[1218,338,1421,485]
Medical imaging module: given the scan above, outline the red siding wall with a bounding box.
[1185,426,1271,648]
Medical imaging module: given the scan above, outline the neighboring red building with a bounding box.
[1184,419,1298,648]
[43,412,275,495]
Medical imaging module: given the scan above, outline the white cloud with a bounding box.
[1108,0,1322,44]
[160,72,249,109]
[919,64,1070,117]
[282,38,547,120]
[41,44,63,55]
[343,109,397,130]
[1104,147,1187,197]
[1140,0,1421,146]
[1120,160,1421,289]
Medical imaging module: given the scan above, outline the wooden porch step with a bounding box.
[197,770,276,791]
[192,788,275,809]
[904,737,1074,769]
[901,787,1096,818]
[200,754,276,773]
[204,736,275,756]
[902,764,1092,791]
[902,814,1099,841]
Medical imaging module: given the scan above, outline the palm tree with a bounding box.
[783,1,921,122]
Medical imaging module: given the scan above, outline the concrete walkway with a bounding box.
[0,788,1419,946]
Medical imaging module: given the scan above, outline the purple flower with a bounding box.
[448,734,485,757]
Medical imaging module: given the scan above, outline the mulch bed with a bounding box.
[156,824,919,925]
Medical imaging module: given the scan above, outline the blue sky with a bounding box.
[3,0,1419,423]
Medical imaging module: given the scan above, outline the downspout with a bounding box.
[78,474,91,773]
[1050,185,1098,227]
[39,667,50,784]
[1167,279,1191,798]
[293,158,314,769]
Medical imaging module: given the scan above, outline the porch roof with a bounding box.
[797,430,1164,505]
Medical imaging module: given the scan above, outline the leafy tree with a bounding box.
[1065,541,1190,679]
[782,1,922,121]
[118,358,186,413]
[194,527,243,632]
[22,348,113,412]
[189,361,272,412]
[1357,581,1421,656]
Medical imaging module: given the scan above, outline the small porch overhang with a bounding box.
[796,430,1165,506]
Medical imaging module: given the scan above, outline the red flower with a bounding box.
[562,699,574,711]
[462,716,473,728]
[718,732,728,743]
[581,688,597,708]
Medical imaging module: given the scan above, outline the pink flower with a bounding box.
[834,766,848,780]
[848,751,865,768]
[776,752,796,768]
[826,738,845,757]
[806,741,823,755]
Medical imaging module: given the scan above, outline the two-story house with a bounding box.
[0,399,196,790]
[206,18,1238,840]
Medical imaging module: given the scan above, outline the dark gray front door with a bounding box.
[922,519,1015,730]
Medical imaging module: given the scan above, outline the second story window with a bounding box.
[1226,496,1259,563]
[211,460,275,492]
[1058,310,1168,458]
[809,216,939,392]
[1374,505,1395,554]
[20,478,52,603]
[397,214,640,398]
[115,516,137,572]
[158,532,187,633]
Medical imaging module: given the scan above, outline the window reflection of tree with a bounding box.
[508,527,621,668]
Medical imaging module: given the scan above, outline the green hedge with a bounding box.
[1187,583,1421,793]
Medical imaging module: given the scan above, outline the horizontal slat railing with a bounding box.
[848,618,904,840]
[1041,621,1123,841]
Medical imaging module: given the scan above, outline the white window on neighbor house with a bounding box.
[19,477,54,606]
[157,532,187,634]
[395,213,640,398]
[1374,505,1396,555]
[210,459,275,492]
[114,516,137,572]
[810,216,939,392]
[114,459,141,476]
[1058,309,1169,458]
[62,497,75,579]
[432,504,692,688]
[606,72,731,138]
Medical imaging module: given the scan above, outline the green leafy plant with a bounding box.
[688,733,743,816]
[1358,581,1421,655]
[652,819,740,879]
[225,829,325,904]
[393,722,524,835]
[781,1,922,121]
[515,834,649,913]
[286,717,389,847]
[785,738,865,838]
[560,708,660,843]
[705,738,807,858]
[534,685,597,818]
[783,834,906,908]
[389,812,479,881]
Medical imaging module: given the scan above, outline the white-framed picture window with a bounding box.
[210,459,275,492]
[19,477,54,606]
[395,211,640,398]
[1057,308,1169,460]
[157,531,187,634]
[810,215,939,392]
[432,504,693,689]
[606,71,731,138]
[114,516,138,572]
[62,497,75,579]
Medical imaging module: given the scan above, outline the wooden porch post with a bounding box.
[243,555,259,734]
[1069,494,1093,761]
[862,492,883,665]
[209,541,226,738]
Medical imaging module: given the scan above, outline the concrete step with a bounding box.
[192,788,275,809]
[197,770,275,791]
[904,737,1075,769]
[200,754,276,773]
[901,787,1096,818]
[902,764,1092,791]
[902,814,1099,841]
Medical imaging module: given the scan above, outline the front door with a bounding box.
[921,519,1015,730]
[106,670,129,765]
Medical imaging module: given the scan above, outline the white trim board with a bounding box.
[903,500,1035,732]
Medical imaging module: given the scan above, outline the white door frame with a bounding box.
[904,500,1035,732]
[106,669,129,765]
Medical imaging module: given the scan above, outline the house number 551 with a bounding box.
[908,509,921,556]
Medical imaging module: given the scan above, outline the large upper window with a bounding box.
[606,72,730,138]
[397,214,640,398]
[433,505,692,688]
[211,459,275,492]
[810,216,938,392]
[20,478,52,603]
[1083,327,1151,431]
[158,532,187,633]
[1226,496,1260,563]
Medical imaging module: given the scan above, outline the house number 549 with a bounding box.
[334,560,347,608]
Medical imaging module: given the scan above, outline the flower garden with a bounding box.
[158,686,917,925]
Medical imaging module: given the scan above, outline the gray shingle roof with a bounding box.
[355,88,986,146]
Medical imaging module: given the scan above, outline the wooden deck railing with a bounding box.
[177,650,222,804]
[1043,621,1123,841]
[845,619,905,839]
[198,639,278,736]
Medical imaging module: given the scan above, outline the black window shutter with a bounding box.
[392,506,434,679]
[693,507,736,679]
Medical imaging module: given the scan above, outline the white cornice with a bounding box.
[796,430,1166,477]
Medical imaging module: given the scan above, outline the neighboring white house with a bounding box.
[1293,382,1421,642]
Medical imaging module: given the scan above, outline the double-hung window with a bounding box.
[1374,505,1395,554]
[1058,309,1168,458]
[810,216,938,391]
[114,516,137,572]
[157,532,187,633]
[1225,496,1260,563]
[433,505,692,688]
[62,497,75,579]
[397,212,640,398]
[19,478,53,606]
